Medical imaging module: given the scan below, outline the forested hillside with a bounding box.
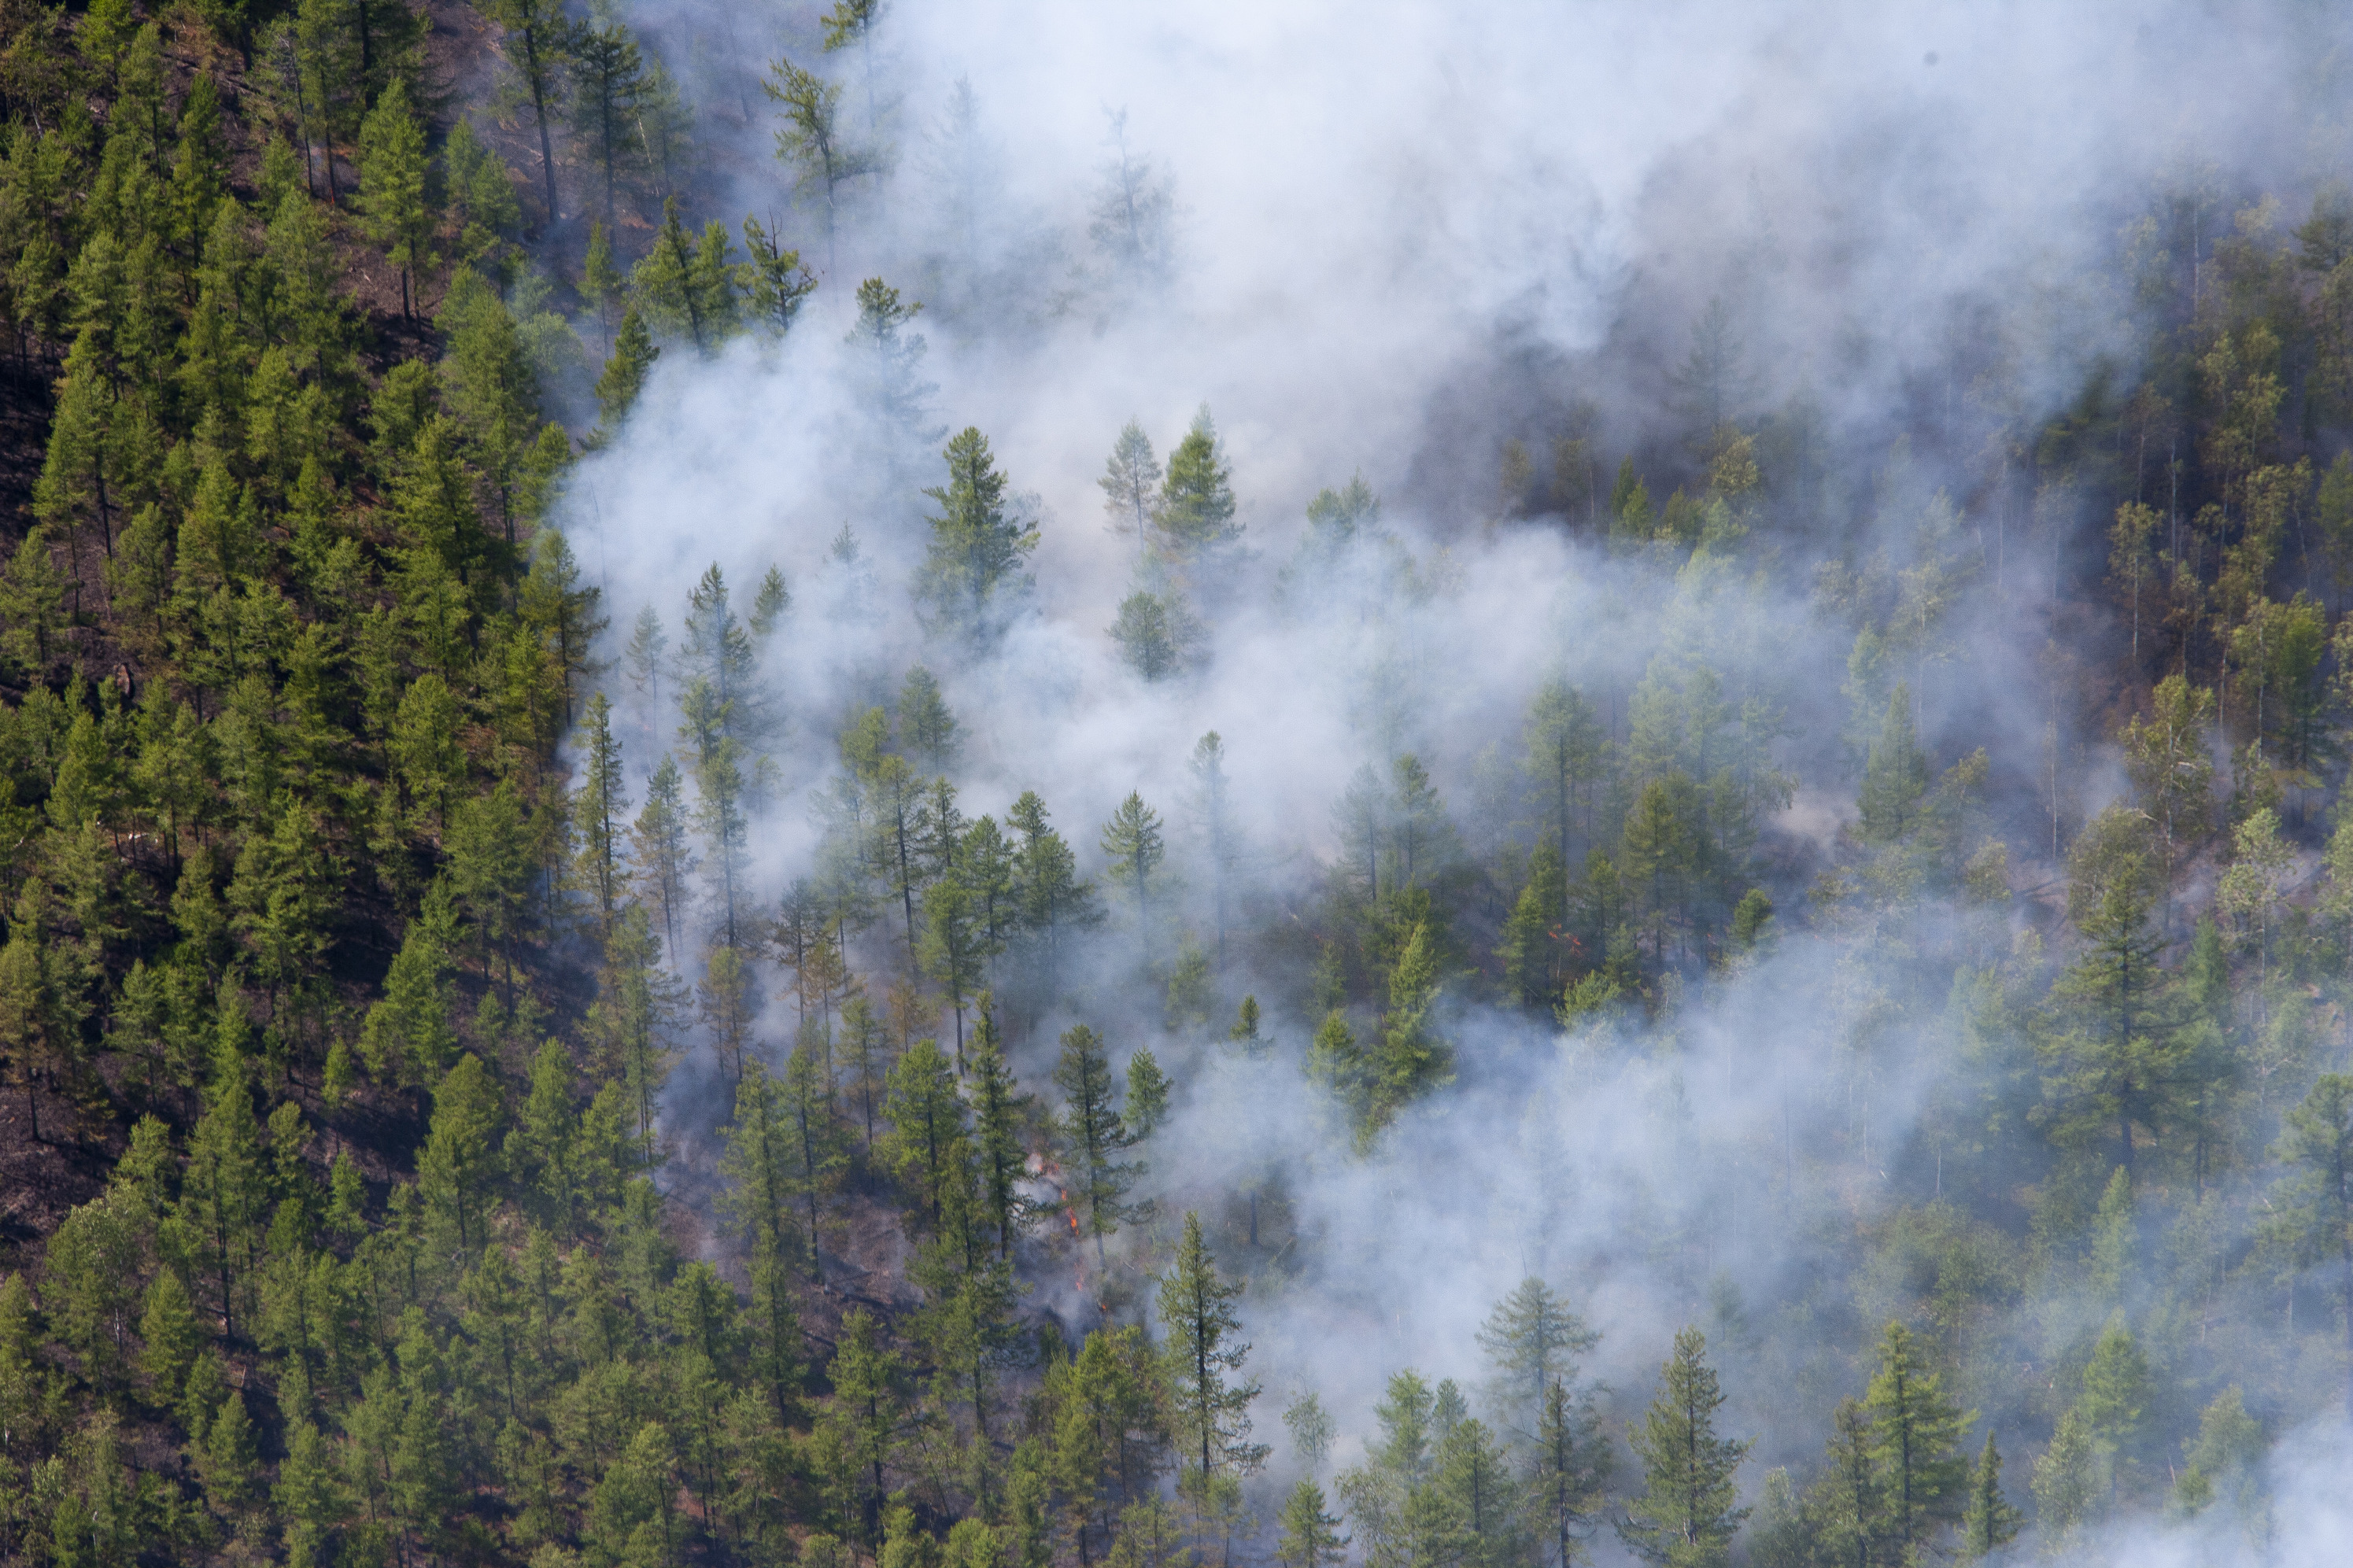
[0,1,2351,1566]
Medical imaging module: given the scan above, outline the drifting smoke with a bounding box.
[545,0,2353,1561]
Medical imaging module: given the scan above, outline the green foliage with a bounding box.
[1619,1328,1747,1568]
[916,426,1037,639]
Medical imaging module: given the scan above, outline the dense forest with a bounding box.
[0,1,2351,1566]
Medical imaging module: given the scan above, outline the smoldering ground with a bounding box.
[538,0,2353,1561]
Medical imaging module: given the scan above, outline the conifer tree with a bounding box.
[899,664,961,770]
[1158,407,1239,560]
[1862,1320,1971,1557]
[356,79,432,318]
[1054,1024,1140,1267]
[1158,1210,1267,1479]
[916,426,1036,640]
[742,214,818,338]
[1477,1278,1600,1441]
[1278,1479,1347,1568]
[569,22,644,233]
[631,754,695,959]
[1531,1379,1610,1568]
[1102,419,1164,566]
[2270,1073,2353,1422]
[181,1069,267,1341]
[781,1041,849,1280]
[968,1006,1032,1258]
[595,304,659,441]
[1619,1328,1748,1568]
[1857,685,1930,845]
[1959,1432,2022,1559]
[882,1037,968,1234]
[419,1053,502,1253]
[484,0,570,222]
[1100,791,1165,935]
[766,56,874,279]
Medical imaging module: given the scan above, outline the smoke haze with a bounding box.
[555,0,2353,1562]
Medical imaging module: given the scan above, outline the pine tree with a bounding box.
[781,1041,849,1280]
[766,56,876,279]
[597,909,682,1168]
[574,692,630,937]
[1857,685,1930,845]
[631,754,696,959]
[1010,791,1101,998]
[1619,1328,1748,1568]
[742,214,818,338]
[139,1267,201,1403]
[900,664,961,771]
[181,1070,268,1341]
[920,878,987,1067]
[1126,1048,1170,1139]
[882,1037,969,1234]
[1531,1379,1610,1568]
[419,1053,502,1254]
[969,1007,1032,1258]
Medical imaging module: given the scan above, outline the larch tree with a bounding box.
[2270,1074,2353,1422]
[1054,1024,1140,1268]
[1618,1328,1748,1568]
[485,0,570,223]
[568,22,644,234]
[766,56,872,280]
[914,426,1037,640]
[1476,1278,1601,1441]
[1158,405,1239,562]
[1861,1320,1971,1557]
[1100,419,1163,566]
[356,78,431,319]
[1099,791,1165,936]
[1158,1211,1267,1480]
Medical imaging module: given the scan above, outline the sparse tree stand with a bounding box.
[486,0,571,225]
[1619,1327,1749,1568]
